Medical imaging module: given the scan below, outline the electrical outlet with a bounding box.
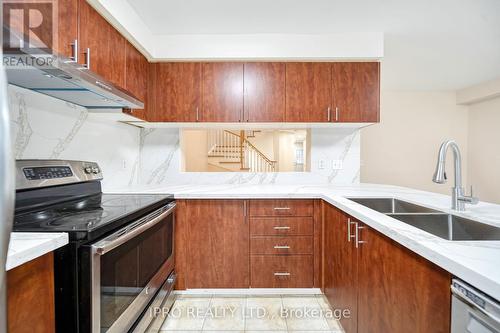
[332,160,343,170]
[318,160,325,169]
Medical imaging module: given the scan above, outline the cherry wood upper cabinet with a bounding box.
[152,62,202,122]
[357,224,451,333]
[123,42,148,120]
[332,62,380,123]
[184,200,249,288]
[285,63,331,122]
[323,203,358,333]
[243,63,285,122]
[78,0,126,88]
[202,63,244,122]
[54,0,78,59]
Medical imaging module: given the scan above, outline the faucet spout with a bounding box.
[433,140,462,187]
[432,140,477,211]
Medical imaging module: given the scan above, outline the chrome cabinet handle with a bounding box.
[354,222,366,248]
[273,226,291,230]
[327,106,331,122]
[273,207,290,210]
[243,201,247,217]
[335,107,339,121]
[83,47,90,69]
[196,107,199,122]
[70,39,78,63]
[347,218,356,242]
[274,245,290,249]
[274,272,290,276]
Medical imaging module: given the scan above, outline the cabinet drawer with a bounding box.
[249,199,314,217]
[250,236,313,255]
[250,255,313,288]
[250,217,313,236]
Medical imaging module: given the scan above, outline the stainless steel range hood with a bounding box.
[3,29,143,109]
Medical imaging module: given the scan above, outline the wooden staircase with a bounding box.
[207,130,277,172]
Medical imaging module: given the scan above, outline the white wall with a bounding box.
[467,96,500,204]
[361,91,469,194]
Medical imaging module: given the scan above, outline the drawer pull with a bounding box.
[273,226,291,230]
[274,272,291,276]
[274,245,290,249]
[273,207,291,210]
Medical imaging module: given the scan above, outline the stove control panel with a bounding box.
[16,160,103,190]
[23,166,73,180]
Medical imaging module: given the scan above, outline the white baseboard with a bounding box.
[174,288,322,295]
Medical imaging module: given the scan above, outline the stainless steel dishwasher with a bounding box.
[452,279,500,333]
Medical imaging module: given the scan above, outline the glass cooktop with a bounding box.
[13,193,173,240]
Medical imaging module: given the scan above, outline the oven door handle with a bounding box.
[92,202,176,255]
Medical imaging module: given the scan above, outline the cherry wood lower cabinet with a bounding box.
[7,252,56,333]
[175,199,249,288]
[323,203,451,333]
[251,255,313,288]
[357,225,451,333]
[323,202,359,333]
[175,199,322,290]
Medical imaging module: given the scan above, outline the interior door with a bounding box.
[154,62,201,122]
[202,63,244,122]
[244,62,285,122]
[332,62,380,122]
[186,200,249,288]
[323,204,358,333]
[285,63,331,122]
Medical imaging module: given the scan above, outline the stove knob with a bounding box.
[92,167,100,174]
[84,167,93,174]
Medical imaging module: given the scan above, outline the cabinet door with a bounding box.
[357,224,451,333]
[332,62,380,122]
[244,63,285,122]
[78,0,126,87]
[323,203,358,333]
[285,63,331,122]
[55,0,78,58]
[185,200,249,288]
[153,62,201,122]
[202,63,244,122]
[8,252,55,333]
[124,42,148,120]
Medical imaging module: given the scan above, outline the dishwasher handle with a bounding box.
[452,280,500,326]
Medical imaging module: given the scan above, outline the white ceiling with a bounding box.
[124,0,500,90]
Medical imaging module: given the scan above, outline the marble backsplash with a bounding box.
[8,85,361,191]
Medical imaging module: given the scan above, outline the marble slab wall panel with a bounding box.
[7,86,361,190]
[7,85,140,189]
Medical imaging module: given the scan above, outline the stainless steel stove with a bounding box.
[13,160,176,333]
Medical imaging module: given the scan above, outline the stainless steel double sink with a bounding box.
[348,198,500,241]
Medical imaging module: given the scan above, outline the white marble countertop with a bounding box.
[107,183,500,300]
[6,232,68,271]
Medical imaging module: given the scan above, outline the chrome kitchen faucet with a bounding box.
[432,140,478,211]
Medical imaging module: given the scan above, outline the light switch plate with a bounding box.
[332,160,343,170]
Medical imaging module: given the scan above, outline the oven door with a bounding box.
[88,201,175,333]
